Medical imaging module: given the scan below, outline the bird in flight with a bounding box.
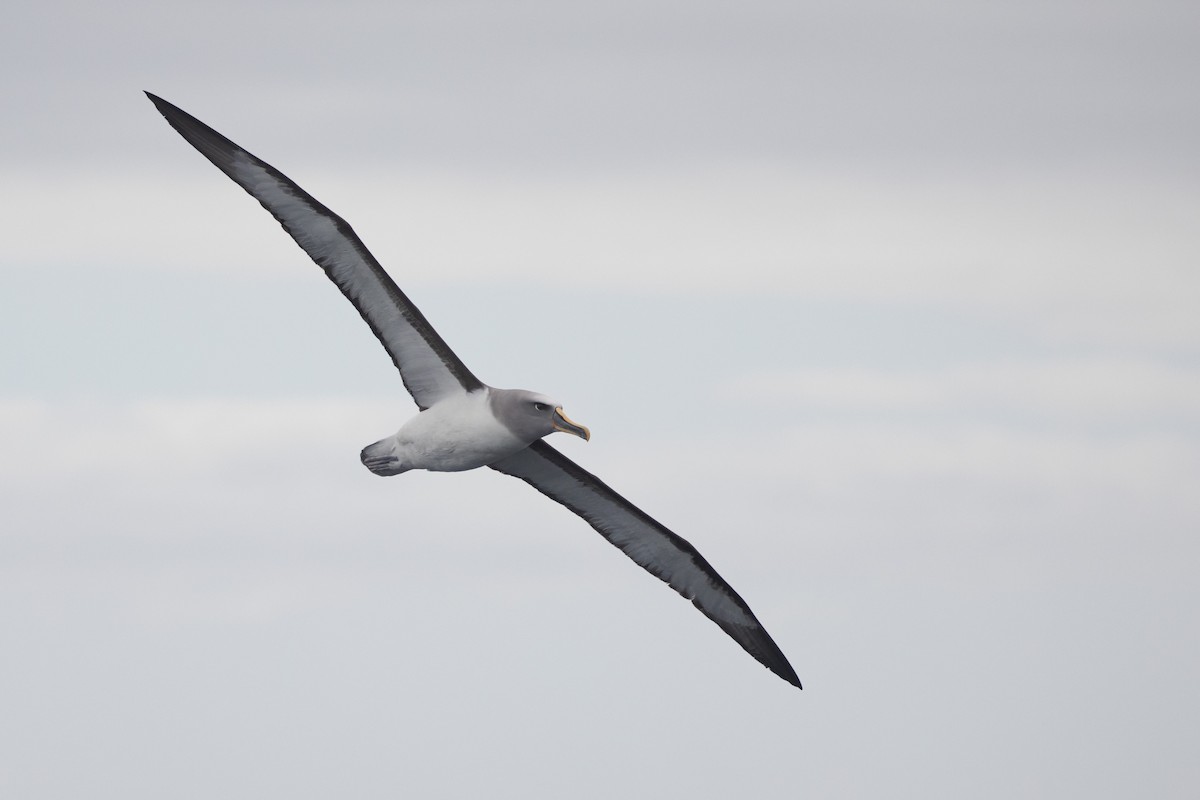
[146,92,801,689]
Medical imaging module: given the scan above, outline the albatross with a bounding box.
[146,92,802,689]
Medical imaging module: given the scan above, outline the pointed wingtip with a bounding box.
[144,91,176,121]
[144,91,182,120]
[753,632,802,689]
[774,663,803,690]
[735,619,802,689]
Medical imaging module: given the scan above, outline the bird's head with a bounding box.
[490,389,591,444]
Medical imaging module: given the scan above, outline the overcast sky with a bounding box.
[2,1,1198,797]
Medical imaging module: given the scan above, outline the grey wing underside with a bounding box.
[145,92,482,410]
[490,441,802,688]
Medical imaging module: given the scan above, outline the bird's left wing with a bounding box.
[489,440,801,688]
[146,92,483,409]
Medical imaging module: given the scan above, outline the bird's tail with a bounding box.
[360,437,407,476]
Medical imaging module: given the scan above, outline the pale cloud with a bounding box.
[7,392,1193,532]
[616,421,1197,522]
[728,358,1200,424]
[0,396,398,482]
[6,165,1197,351]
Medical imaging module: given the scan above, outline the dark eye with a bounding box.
[534,402,549,412]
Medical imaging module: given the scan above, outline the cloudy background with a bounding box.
[3,1,1198,796]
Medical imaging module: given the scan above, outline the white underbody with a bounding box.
[384,389,526,472]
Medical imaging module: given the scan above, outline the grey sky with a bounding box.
[7,1,1199,171]
[2,1,1198,797]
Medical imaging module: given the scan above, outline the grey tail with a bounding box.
[360,439,408,477]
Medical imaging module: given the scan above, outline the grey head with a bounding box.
[489,388,591,445]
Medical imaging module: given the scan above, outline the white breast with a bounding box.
[392,390,526,472]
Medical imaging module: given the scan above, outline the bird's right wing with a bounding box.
[489,440,801,688]
[146,92,483,409]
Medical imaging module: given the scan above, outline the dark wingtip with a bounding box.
[751,628,802,689]
[143,92,199,134]
[766,652,803,689]
[144,91,170,112]
[142,91,249,179]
